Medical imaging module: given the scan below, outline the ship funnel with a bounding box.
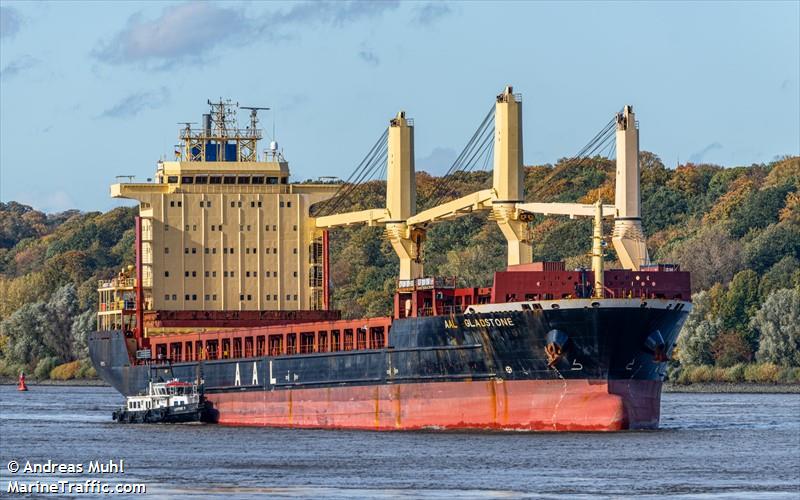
[203,114,212,136]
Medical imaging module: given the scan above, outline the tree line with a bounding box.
[0,153,797,381]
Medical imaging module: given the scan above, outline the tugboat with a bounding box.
[112,379,206,424]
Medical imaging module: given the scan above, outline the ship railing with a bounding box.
[97,278,136,290]
[174,185,289,195]
[417,305,464,317]
[397,276,457,291]
[98,299,137,312]
[178,127,263,139]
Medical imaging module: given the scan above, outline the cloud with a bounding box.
[270,0,398,27]
[94,1,399,69]
[100,87,170,118]
[417,147,458,174]
[93,3,248,67]
[0,55,38,81]
[358,47,380,66]
[0,5,22,39]
[412,2,452,26]
[689,142,723,163]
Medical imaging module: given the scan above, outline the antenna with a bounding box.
[240,106,270,137]
[178,122,197,138]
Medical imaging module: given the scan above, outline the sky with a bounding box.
[0,0,798,213]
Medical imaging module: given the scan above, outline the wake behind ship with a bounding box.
[90,88,691,431]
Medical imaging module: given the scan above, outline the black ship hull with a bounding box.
[90,298,689,431]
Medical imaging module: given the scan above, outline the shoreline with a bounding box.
[0,378,109,387]
[2,378,798,393]
[663,382,799,394]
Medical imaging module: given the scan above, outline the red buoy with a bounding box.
[17,371,28,391]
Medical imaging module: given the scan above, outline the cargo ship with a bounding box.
[89,87,691,431]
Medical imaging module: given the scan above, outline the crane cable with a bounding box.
[530,111,620,197]
[424,105,495,209]
[315,128,388,216]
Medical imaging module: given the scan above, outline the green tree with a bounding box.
[730,184,794,237]
[719,270,761,350]
[676,291,721,366]
[642,187,689,233]
[70,309,96,360]
[759,256,800,299]
[745,221,800,273]
[666,226,744,292]
[0,302,53,366]
[753,288,800,366]
[711,330,752,367]
[42,284,80,362]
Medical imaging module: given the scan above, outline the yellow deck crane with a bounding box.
[314,86,650,287]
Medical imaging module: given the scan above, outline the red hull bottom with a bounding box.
[207,379,662,431]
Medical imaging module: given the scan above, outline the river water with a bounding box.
[0,385,798,499]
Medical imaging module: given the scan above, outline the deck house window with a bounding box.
[245,337,254,358]
[237,176,250,184]
[224,176,236,185]
[210,176,222,184]
[233,338,242,358]
[318,332,328,353]
[181,176,193,184]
